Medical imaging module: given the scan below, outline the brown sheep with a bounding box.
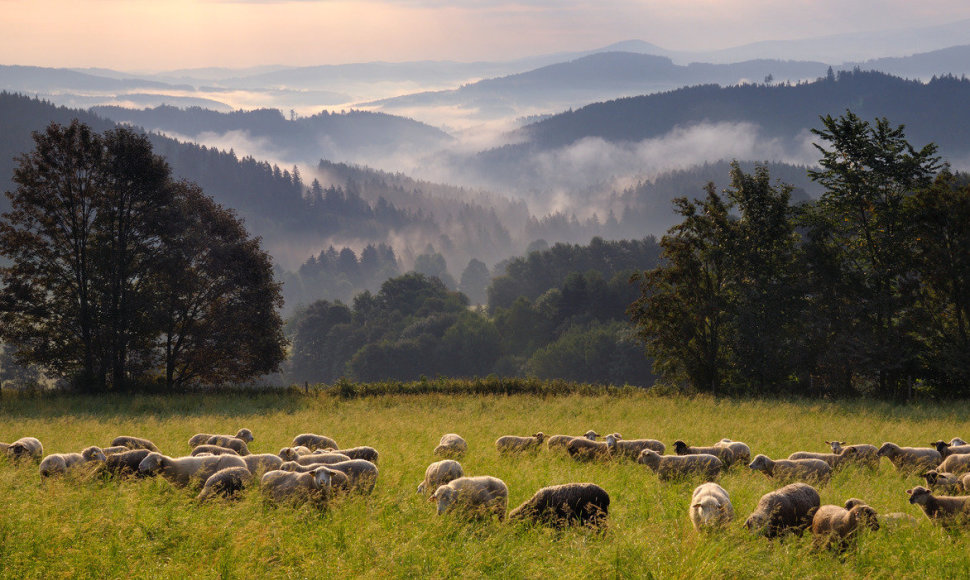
[101,449,152,478]
[507,483,610,529]
[673,440,735,467]
[748,454,831,484]
[637,449,722,481]
[744,482,821,538]
[923,469,962,494]
[876,443,942,473]
[811,503,879,550]
[196,466,253,502]
[906,486,970,527]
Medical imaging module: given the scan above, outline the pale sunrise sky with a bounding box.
[2,0,969,71]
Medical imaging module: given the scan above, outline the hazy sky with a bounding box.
[3,0,969,71]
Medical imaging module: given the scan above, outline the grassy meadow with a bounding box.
[0,387,969,578]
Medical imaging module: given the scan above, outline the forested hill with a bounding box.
[515,70,970,158]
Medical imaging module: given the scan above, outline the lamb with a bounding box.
[189,428,254,448]
[241,453,283,475]
[137,452,247,487]
[1,437,44,460]
[204,435,250,455]
[876,442,942,472]
[508,483,610,528]
[39,446,107,478]
[688,482,734,531]
[429,475,508,520]
[906,486,970,526]
[811,502,879,550]
[744,482,821,538]
[923,469,962,493]
[637,449,723,481]
[278,446,314,461]
[546,431,599,452]
[826,441,879,469]
[329,446,379,463]
[787,450,851,470]
[937,453,970,475]
[110,436,159,452]
[566,436,613,461]
[747,454,831,484]
[102,449,152,478]
[714,439,751,466]
[190,445,239,457]
[196,466,253,502]
[292,433,339,451]
[433,434,468,458]
[496,432,545,454]
[673,440,736,467]
[261,467,333,506]
[417,460,464,495]
[605,433,665,460]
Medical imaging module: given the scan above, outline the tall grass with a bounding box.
[0,388,968,578]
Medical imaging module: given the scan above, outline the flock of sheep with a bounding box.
[3,427,970,547]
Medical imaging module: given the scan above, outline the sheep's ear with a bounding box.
[691,503,701,508]
[905,488,913,495]
[428,494,437,503]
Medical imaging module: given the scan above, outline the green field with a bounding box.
[0,388,968,579]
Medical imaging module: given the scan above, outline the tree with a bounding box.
[802,111,942,395]
[458,258,490,306]
[0,121,287,390]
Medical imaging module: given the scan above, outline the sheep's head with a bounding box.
[931,440,950,454]
[747,454,770,472]
[533,432,545,443]
[583,430,599,440]
[278,448,299,461]
[825,440,846,453]
[637,449,660,469]
[851,505,880,532]
[906,486,933,505]
[691,497,725,528]
[744,511,768,533]
[843,498,867,510]
[82,446,107,462]
[137,452,164,474]
[605,434,618,449]
[673,440,689,455]
[310,467,332,489]
[236,429,255,443]
[950,437,968,446]
[431,485,458,515]
[876,442,898,457]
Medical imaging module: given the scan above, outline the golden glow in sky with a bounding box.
[1,0,968,70]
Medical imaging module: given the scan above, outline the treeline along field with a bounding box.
[1,387,968,578]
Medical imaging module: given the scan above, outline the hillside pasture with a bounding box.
[0,389,968,578]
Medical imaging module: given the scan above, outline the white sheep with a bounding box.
[261,467,333,506]
[689,482,734,531]
[786,450,851,470]
[906,486,970,527]
[189,428,254,448]
[1,437,44,460]
[278,446,314,461]
[876,443,942,473]
[605,433,665,460]
[495,433,545,454]
[637,449,723,481]
[204,435,250,455]
[938,453,970,475]
[923,469,962,493]
[137,452,247,487]
[241,453,284,475]
[278,462,351,490]
[748,454,832,484]
[566,436,613,461]
[417,460,464,495]
[287,452,351,466]
[826,441,879,469]
[433,434,468,458]
[110,436,159,452]
[430,475,508,520]
[318,459,379,494]
[196,466,253,501]
[292,433,339,451]
[673,441,736,467]
[39,446,107,478]
[546,431,599,452]
[190,445,240,457]
[329,446,379,464]
[714,439,751,466]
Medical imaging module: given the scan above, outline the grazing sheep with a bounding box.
[188,429,254,449]
[546,431,599,452]
[292,433,339,451]
[811,503,879,550]
[190,445,239,457]
[906,486,970,526]
[496,433,545,454]
[278,446,314,461]
[39,446,107,478]
[102,449,152,478]
[1,437,44,460]
[417,460,464,495]
[137,452,247,487]
[566,436,613,461]
[241,453,283,475]
[714,439,751,466]
[102,446,131,455]
[320,459,379,494]
[110,436,159,452]
[673,441,736,467]
[931,440,970,458]
[433,434,468,458]
[879,512,921,530]
[938,453,970,475]
[826,441,880,469]
[962,473,970,493]
[196,466,253,502]
[204,435,250,456]
[430,475,508,520]
[637,449,723,481]
[923,469,962,493]
[278,462,350,490]
[261,467,333,506]
[787,450,851,470]
[288,452,351,466]
[605,433,665,460]
[329,446,379,464]
[876,443,942,473]
[508,483,610,528]
[748,454,831,484]
[689,482,734,531]
[744,483,821,538]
